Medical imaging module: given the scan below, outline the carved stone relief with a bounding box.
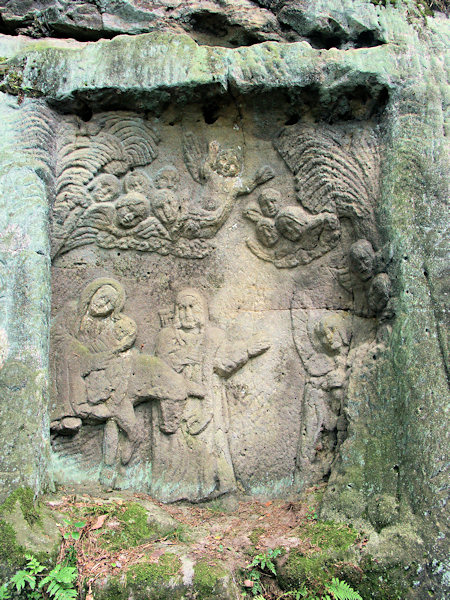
[50,100,394,501]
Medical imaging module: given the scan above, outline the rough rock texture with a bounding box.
[0,1,448,598]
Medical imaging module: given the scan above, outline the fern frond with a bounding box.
[325,577,363,600]
[0,583,10,600]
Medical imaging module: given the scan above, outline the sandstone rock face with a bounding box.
[0,1,448,597]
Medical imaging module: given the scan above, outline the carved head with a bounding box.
[154,165,179,190]
[256,218,280,247]
[315,313,349,355]
[275,206,309,242]
[258,189,280,218]
[78,278,125,321]
[349,239,375,281]
[124,170,152,195]
[174,288,208,332]
[213,149,241,177]
[115,192,149,229]
[89,174,120,203]
[368,273,391,314]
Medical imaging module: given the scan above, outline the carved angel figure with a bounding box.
[337,239,393,318]
[181,132,275,239]
[244,191,341,268]
[291,310,352,490]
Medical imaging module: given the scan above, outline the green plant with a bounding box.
[0,554,78,600]
[275,578,363,600]
[305,506,318,521]
[62,518,86,541]
[244,548,282,596]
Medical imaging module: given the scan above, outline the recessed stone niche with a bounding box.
[49,92,393,503]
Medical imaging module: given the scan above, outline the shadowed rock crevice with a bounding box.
[0,0,389,48]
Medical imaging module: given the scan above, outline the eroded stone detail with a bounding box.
[52,117,274,260]
[49,105,393,503]
[50,278,206,490]
[51,281,269,499]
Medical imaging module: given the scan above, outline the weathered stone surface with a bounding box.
[0,1,448,597]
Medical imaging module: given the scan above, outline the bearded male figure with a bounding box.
[152,288,269,502]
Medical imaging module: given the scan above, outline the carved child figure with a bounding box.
[151,165,184,234]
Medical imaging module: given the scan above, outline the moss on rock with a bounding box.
[125,553,185,600]
[193,559,229,598]
[100,502,175,551]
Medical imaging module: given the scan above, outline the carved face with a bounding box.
[275,207,308,242]
[90,174,120,203]
[258,189,280,218]
[368,273,391,313]
[115,193,149,229]
[214,150,241,177]
[176,293,206,331]
[124,171,151,195]
[256,219,280,247]
[349,240,375,281]
[315,314,347,354]
[89,285,118,317]
[155,166,179,190]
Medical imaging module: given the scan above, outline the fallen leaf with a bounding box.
[265,501,272,507]
[243,580,254,587]
[91,515,108,530]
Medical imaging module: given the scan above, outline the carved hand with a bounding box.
[248,338,271,358]
[254,165,275,186]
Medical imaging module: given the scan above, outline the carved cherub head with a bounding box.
[213,148,241,178]
[124,170,152,195]
[115,192,149,229]
[349,239,375,281]
[88,174,120,204]
[258,189,280,218]
[155,165,179,190]
[256,218,280,247]
[368,272,391,314]
[174,288,208,332]
[315,313,349,355]
[275,206,309,242]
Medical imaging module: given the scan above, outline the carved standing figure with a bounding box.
[152,288,270,502]
[291,310,352,490]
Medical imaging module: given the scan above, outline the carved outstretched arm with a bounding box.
[214,338,270,378]
[236,165,275,196]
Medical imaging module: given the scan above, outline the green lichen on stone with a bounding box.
[0,487,41,527]
[193,559,228,598]
[0,519,26,568]
[277,519,361,596]
[301,520,359,551]
[338,555,416,600]
[125,554,184,600]
[100,502,168,551]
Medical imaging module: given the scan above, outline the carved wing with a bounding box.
[274,124,380,246]
[182,130,207,183]
[99,113,161,167]
[52,114,161,258]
